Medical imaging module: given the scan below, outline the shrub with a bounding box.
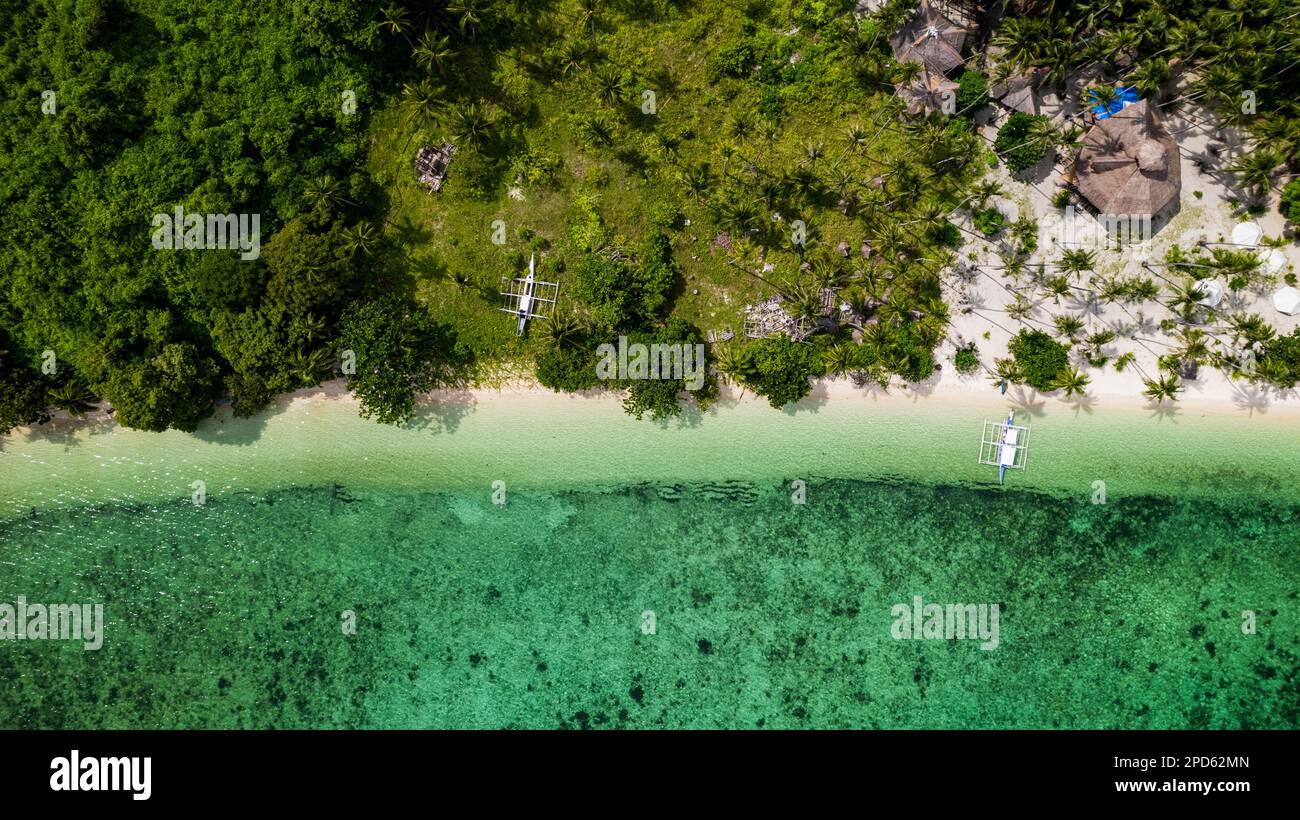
[955,70,988,116]
[535,342,599,393]
[1281,179,1300,225]
[707,39,754,81]
[994,112,1050,172]
[1052,188,1072,208]
[953,342,980,375]
[0,345,50,436]
[1007,329,1069,391]
[1261,329,1300,388]
[973,207,1005,237]
[510,146,562,188]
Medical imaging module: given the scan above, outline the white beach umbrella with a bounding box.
[1230,222,1262,247]
[1274,287,1300,316]
[1258,248,1287,275]
[1194,279,1223,308]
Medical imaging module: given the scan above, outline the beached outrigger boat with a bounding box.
[499,254,560,337]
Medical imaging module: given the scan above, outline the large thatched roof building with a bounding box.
[896,67,960,116]
[889,0,970,75]
[1073,100,1181,217]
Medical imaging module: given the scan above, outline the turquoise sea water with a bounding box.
[0,392,1297,728]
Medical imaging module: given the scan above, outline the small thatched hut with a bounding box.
[990,67,1046,115]
[889,0,970,75]
[1073,100,1181,218]
[896,67,960,116]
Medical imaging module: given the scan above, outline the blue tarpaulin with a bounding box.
[1087,85,1140,119]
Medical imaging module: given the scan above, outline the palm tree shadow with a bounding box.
[1006,386,1047,418]
[392,215,434,247]
[1230,382,1270,416]
[1145,400,1181,422]
[411,252,450,283]
[1062,392,1099,415]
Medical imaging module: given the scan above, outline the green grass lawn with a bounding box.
[362,0,976,380]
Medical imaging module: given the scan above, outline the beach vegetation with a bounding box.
[1007,329,1070,392]
[1281,180,1300,226]
[1142,374,1183,404]
[973,207,1005,238]
[336,295,469,426]
[737,336,823,409]
[0,338,51,435]
[1050,367,1091,399]
[955,70,988,117]
[953,342,980,376]
[994,113,1051,173]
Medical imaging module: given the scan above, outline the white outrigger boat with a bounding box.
[499,254,559,337]
[978,411,1030,484]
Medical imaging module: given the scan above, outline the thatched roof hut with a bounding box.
[1073,100,1181,217]
[896,67,960,116]
[990,68,1046,115]
[889,0,969,75]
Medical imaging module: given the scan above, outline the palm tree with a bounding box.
[303,175,357,213]
[401,78,444,140]
[1165,279,1208,322]
[575,0,599,45]
[1255,355,1293,389]
[1058,249,1096,280]
[545,311,584,349]
[1045,275,1072,304]
[48,379,97,417]
[1227,149,1284,202]
[1051,367,1091,398]
[555,39,587,77]
[843,122,869,156]
[1027,118,1062,157]
[1084,328,1116,351]
[340,222,381,259]
[728,111,755,143]
[1129,58,1171,100]
[1226,311,1275,348]
[821,345,853,378]
[968,179,1004,210]
[989,357,1024,391]
[1006,293,1034,323]
[1086,83,1122,114]
[1053,314,1085,342]
[414,31,456,75]
[291,348,335,385]
[713,344,754,386]
[577,111,615,146]
[677,161,711,202]
[378,4,414,48]
[448,1,483,37]
[446,102,497,149]
[1143,374,1183,404]
[992,17,1041,67]
[298,312,327,343]
[1175,328,1210,364]
[591,66,628,108]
